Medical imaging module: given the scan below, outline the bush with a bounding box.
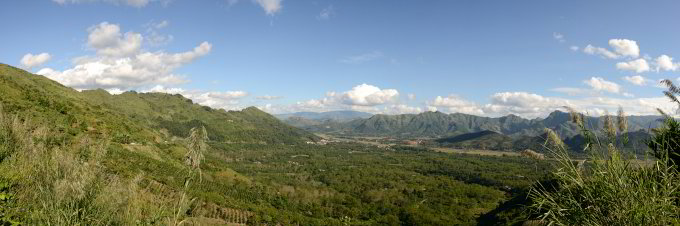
[526,106,680,225]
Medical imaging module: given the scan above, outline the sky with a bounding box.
[2,0,680,118]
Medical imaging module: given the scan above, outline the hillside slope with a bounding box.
[0,63,318,224]
[434,130,515,150]
[0,63,316,145]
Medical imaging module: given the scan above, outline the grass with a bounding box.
[526,108,680,225]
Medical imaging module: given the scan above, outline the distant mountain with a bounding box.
[276,110,372,121]
[306,110,662,139]
[276,110,372,128]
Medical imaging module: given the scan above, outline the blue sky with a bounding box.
[2,0,680,118]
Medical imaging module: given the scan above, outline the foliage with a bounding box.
[526,107,680,225]
[647,79,680,167]
[0,63,553,225]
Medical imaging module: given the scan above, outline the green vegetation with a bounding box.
[6,61,678,225]
[524,104,680,224]
[0,63,555,225]
[300,109,661,139]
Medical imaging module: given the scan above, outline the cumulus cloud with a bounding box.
[582,39,640,59]
[340,51,384,64]
[142,85,248,110]
[570,46,579,51]
[484,92,674,118]
[88,22,143,57]
[259,84,405,114]
[37,22,212,91]
[426,95,484,115]
[583,77,621,94]
[583,44,619,59]
[264,89,675,119]
[608,39,639,58]
[623,75,647,86]
[616,58,650,73]
[340,84,399,106]
[383,104,422,114]
[20,53,52,69]
[144,20,174,46]
[655,55,678,71]
[254,0,282,15]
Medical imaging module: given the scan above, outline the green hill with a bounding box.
[434,130,515,150]
[0,63,559,225]
[0,63,316,145]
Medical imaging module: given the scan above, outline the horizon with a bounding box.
[2,0,680,118]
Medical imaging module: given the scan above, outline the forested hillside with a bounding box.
[0,63,551,225]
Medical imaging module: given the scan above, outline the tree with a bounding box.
[648,79,680,166]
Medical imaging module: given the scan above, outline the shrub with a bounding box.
[527,107,680,225]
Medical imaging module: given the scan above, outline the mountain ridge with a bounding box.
[294,110,662,141]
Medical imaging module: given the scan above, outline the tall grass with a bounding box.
[0,107,198,225]
[527,107,680,225]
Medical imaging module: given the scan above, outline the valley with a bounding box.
[0,64,552,225]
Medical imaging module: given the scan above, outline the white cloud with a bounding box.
[583,77,621,94]
[256,95,283,100]
[208,91,248,100]
[608,39,639,58]
[259,84,403,114]
[623,75,647,86]
[570,46,579,51]
[105,88,125,95]
[616,58,650,73]
[481,92,674,118]
[144,20,173,46]
[254,0,282,15]
[383,104,422,114]
[262,89,676,118]
[143,85,247,110]
[142,84,185,94]
[583,44,619,59]
[340,84,399,106]
[88,22,143,57]
[426,95,484,115]
[20,53,52,69]
[582,39,640,59]
[37,22,212,90]
[655,55,678,71]
[553,32,565,43]
[340,51,384,64]
[318,5,334,20]
[483,92,567,118]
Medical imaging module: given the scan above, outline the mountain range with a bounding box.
[281,109,662,153]
[295,110,661,138]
